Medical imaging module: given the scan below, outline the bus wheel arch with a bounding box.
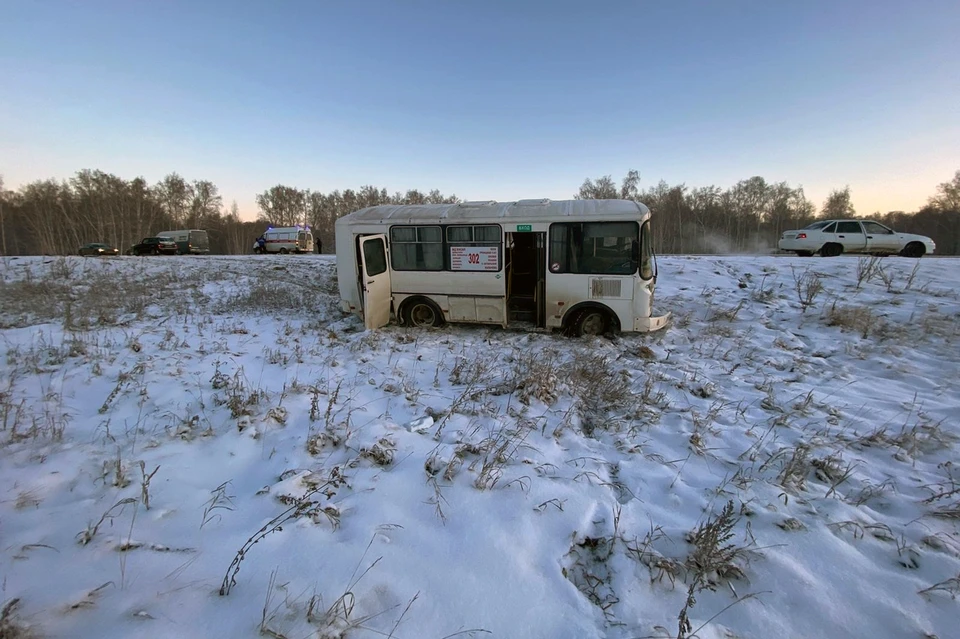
[399,297,445,328]
[563,302,619,337]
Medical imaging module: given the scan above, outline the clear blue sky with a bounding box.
[2,0,958,220]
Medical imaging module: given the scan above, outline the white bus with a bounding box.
[334,199,668,335]
[253,225,315,254]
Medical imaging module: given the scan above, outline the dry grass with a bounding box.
[855,256,881,289]
[918,573,960,599]
[677,501,751,639]
[0,260,217,329]
[76,497,138,546]
[359,437,396,466]
[824,302,881,339]
[212,368,267,420]
[565,353,631,436]
[563,506,624,619]
[471,424,534,491]
[827,520,895,542]
[792,267,824,313]
[220,480,337,596]
[502,349,562,406]
[0,259,336,330]
[764,443,811,494]
[0,598,37,639]
[214,275,330,316]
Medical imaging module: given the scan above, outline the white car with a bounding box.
[778,219,935,258]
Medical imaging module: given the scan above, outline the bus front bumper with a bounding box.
[634,313,671,332]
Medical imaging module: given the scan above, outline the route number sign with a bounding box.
[450,246,499,271]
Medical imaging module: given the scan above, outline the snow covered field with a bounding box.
[1,253,958,639]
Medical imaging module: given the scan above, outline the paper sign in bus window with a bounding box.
[450,246,499,271]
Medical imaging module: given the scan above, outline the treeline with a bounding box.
[0,169,958,256]
[576,170,960,255]
[254,184,459,256]
[0,172,459,256]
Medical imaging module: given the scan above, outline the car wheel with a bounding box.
[403,299,444,328]
[573,309,610,337]
[900,242,925,258]
[279,248,289,255]
[820,243,843,257]
[797,251,813,257]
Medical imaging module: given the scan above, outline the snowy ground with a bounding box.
[1,253,959,639]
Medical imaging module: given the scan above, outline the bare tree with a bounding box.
[820,186,855,219]
[154,173,194,227]
[789,186,816,229]
[576,175,618,200]
[620,169,640,200]
[190,180,223,228]
[256,184,306,226]
[928,170,960,211]
[0,175,6,256]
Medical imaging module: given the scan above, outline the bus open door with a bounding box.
[358,235,391,329]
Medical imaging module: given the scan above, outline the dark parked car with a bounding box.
[78,242,119,256]
[126,237,178,256]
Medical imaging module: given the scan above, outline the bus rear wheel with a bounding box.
[403,299,444,328]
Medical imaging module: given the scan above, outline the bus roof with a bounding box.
[336,199,650,227]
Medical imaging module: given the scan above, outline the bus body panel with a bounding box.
[333,199,669,333]
[391,270,504,297]
[392,293,507,326]
[544,272,636,330]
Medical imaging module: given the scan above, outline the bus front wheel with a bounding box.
[572,309,610,337]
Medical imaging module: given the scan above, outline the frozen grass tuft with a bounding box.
[677,501,752,639]
[0,598,37,639]
[918,573,960,599]
[792,267,824,313]
[214,275,331,316]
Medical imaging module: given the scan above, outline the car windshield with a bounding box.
[802,221,832,230]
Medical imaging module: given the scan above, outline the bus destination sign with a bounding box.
[450,246,499,271]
